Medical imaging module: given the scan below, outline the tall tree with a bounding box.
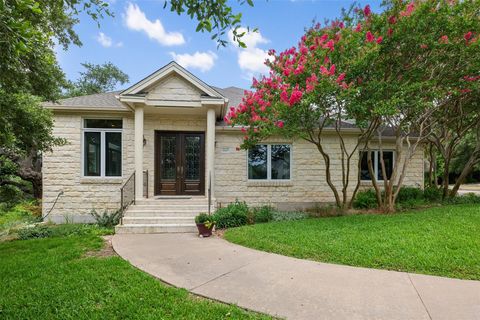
[65,62,129,97]
[226,0,479,212]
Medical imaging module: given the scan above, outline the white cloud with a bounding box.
[237,48,270,75]
[124,3,185,46]
[96,32,123,48]
[229,28,272,78]
[96,32,113,47]
[169,51,217,72]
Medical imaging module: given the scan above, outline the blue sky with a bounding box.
[57,0,382,90]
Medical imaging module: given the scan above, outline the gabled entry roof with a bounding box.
[119,61,225,101]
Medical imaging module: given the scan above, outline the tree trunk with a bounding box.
[449,126,480,197]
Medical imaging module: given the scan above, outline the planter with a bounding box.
[196,223,214,237]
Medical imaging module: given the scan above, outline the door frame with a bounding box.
[154,131,205,196]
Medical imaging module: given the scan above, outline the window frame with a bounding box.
[246,144,292,181]
[360,150,396,182]
[81,118,123,178]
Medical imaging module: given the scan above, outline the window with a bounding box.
[83,119,122,177]
[248,144,291,180]
[360,150,394,181]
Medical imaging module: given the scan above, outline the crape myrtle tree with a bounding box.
[224,10,384,210]
[366,0,479,209]
[226,0,479,212]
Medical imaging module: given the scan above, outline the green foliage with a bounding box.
[225,205,480,280]
[89,209,121,228]
[271,211,308,222]
[213,200,249,229]
[17,223,112,240]
[352,190,378,209]
[166,0,255,47]
[396,187,423,203]
[423,186,443,202]
[64,62,129,97]
[252,205,274,223]
[195,213,213,224]
[446,193,480,205]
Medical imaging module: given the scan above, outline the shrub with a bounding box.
[446,193,480,205]
[423,186,443,202]
[89,209,121,228]
[353,190,378,209]
[396,187,423,203]
[252,206,274,223]
[272,211,308,222]
[213,200,249,229]
[17,224,53,240]
[18,224,112,240]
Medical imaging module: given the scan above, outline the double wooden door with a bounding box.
[154,131,205,195]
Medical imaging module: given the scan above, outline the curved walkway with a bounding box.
[113,233,480,320]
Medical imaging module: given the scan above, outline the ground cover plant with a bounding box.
[225,204,480,280]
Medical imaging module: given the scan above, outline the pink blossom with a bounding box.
[339,22,345,29]
[241,127,247,133]
[400,2,415,17]
[336,73,346,83]
[363,5,371,16]
[280,90,289,104]
[376,36,383,44]
[355,23,362,32]
[276,120,285,128]
[366,31,375,43]
[320,65,330,76]
[464,31,473,43]
[387,28,393,37]
[289,88,303,106]
[329,64,336,76]
[294,65,305,75]
[439,35,449,44]
[388,16,397,24]
[323,39,335,51]
[420,44,428,49]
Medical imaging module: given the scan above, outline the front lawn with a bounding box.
[0,233,269,319]
[225,204,480,280]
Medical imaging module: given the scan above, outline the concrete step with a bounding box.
[135,199,212,206]
[115,224,197,234]
[126,208,208,214]
[126,204,213,211]
[123,211,199,217]
[122,216,195,225]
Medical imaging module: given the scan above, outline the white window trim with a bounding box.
[81,118,123,178]
[361,150,396,182]
[247,144,292,181]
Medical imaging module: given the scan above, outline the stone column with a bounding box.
[134,105,144,200]
[206,107,216,198]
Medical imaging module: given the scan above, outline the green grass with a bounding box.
[0,234,270,319]
[225,204,480,280]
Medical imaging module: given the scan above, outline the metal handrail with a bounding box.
[144,170,149,198]
[208,171,212,215]
[120,171,136,224]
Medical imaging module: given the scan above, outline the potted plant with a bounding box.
[195,213,215,237]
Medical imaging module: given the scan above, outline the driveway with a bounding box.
[456,183,480,195]
[113,233,480,320]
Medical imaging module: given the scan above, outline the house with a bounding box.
[42,61,424,232]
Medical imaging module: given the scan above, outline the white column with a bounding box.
[134,105,144,200]
[206,107,216,198]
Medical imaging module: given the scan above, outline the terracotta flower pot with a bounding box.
[196,223,214,237]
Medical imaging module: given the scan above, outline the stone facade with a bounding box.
[43,112,424,221]
[42,112,135,223]
[214,131,424,210]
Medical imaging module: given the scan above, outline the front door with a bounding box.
[154,131,205,196]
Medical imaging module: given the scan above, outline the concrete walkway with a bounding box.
[113,234,480,320]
